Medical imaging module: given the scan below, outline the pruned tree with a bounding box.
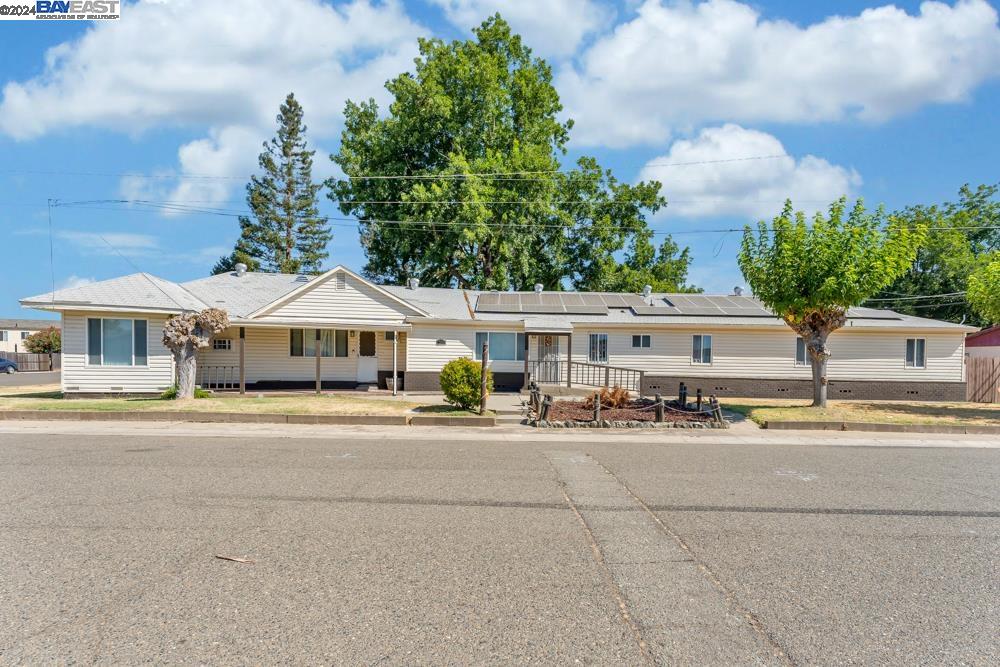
[161,308,230,399]
[738,198,926,407]
[967,252,1000,324]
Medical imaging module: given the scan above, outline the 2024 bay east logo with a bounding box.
[0,0,120,20]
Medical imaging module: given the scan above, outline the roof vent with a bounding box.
[407,277,420,290]
[295,275,310,283]
[234,263,247,277]
[642,284,652,298]
[733,286,744,297]
[534,283,543,293]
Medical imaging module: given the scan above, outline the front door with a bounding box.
[357,331,378,383]
[539,335,560,383]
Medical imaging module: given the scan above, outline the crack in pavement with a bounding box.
[649,505,1000,517]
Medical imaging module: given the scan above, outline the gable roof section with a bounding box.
[182,271,307,318]
[247,265,429,319]
[20,273,207,313]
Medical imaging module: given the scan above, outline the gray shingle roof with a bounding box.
[20,270,974,331]
[0,318,59,330]
[21,273,207,312]
[182,272,310,318]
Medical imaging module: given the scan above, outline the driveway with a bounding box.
[0,370,59,388]
[0,431,997,663]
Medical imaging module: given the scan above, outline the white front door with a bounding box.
[357,331,378,383]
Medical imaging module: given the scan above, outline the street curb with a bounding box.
[0,410,495,427]
[764,420,1000,435]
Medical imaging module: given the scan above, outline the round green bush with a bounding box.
[439,357,493,411]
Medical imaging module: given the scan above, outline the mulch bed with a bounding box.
[549,398,712,424]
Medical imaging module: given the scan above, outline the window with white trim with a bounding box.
[289,329,348,357]
[213,339,232,351]
[20,331,30,340]
[691,334,712,364]
[905,338,926,368]
[0,331,7,342]
[631,334,651,349]
[86,318,148,366]
[589,333,608,363]
[795,338,808,366]
[474,332,526,361]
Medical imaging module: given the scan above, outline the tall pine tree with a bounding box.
[213,93,330,275]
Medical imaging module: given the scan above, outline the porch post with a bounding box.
[522,334,530,390]
[315,328,322,395]
[566,333,572,388]
[392,331,398,397]
[239,326,246,395]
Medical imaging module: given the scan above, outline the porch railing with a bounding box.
[198,365,239,390]
[526,360,644,392]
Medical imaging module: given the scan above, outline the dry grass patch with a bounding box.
[725,398,1000,427]
[0,392,445,416]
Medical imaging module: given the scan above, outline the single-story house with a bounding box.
[0,318,60,354]
[20,265,976,400]
[965,325,1000,358]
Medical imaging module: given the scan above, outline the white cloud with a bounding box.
[56,275,96,290]
[639,124,861,219]
[0,0,425,207]
[429,0,612,56]
[561,0,1000,147]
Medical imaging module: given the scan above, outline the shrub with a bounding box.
[160,385,211,400]
[440,357,492,411]
[583,385,631,410]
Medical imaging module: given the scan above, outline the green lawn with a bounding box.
[0,390,487,417]
[725,398,1000,427]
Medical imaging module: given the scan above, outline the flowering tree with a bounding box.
[162,308,230,399]
[23,326,61,354]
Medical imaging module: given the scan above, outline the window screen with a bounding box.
[589,334,608,363]
[692,334,712,364]
[905,338,926,368]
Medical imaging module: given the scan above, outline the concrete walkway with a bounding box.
[0,419,996,448]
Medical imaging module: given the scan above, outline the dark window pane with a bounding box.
[335,330,348,357]
[290,329,303,357]
[475,332,488,360]
[359,331,376,357]
[133,320,147,366]
[905,339,915,366]
[87,318,102,365]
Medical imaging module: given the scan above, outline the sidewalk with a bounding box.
[0,418,996,448]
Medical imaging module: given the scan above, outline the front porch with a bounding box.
[197,322,409,396]
[520,326,645,393]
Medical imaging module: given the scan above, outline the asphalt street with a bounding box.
[0,431,997,664]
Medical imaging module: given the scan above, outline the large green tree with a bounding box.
[329,15,694,292]
[214,93,330,275]
[967,252,1000,324]
[739,198,926,407]
[877,184,999,325]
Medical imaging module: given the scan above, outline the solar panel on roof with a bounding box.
[580,294,605,306]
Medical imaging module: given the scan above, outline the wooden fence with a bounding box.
[966,357,1000,403]
[0,352,61,372]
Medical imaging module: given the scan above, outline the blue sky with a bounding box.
[2,0,999,320]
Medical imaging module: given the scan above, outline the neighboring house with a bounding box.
[0,318,59,354]
[20,265,976,400]
[965,325,1000,358]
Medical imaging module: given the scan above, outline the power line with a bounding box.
[864,292,965,302]
[0,154,788,182]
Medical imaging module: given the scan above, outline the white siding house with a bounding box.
[21,265,975,400]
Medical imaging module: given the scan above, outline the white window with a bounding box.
[474,332,526,361]
[795,338,808,366]
[86,318,147,366]
[589,333,608,363]
[20,331,30,340]
[213,339,232,351]
[691,334,712,364]
[905,338,926,368]
[631,334,651,349]
[290,329,348,358]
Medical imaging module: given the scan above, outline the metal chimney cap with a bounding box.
[407,277,420,290]
[733,286,744,296]
[533,283,543,293]
[641,284,653,297]
[234,263,247,277]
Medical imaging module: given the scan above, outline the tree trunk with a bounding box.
[807,329,832,408]
[174,343,199,399]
